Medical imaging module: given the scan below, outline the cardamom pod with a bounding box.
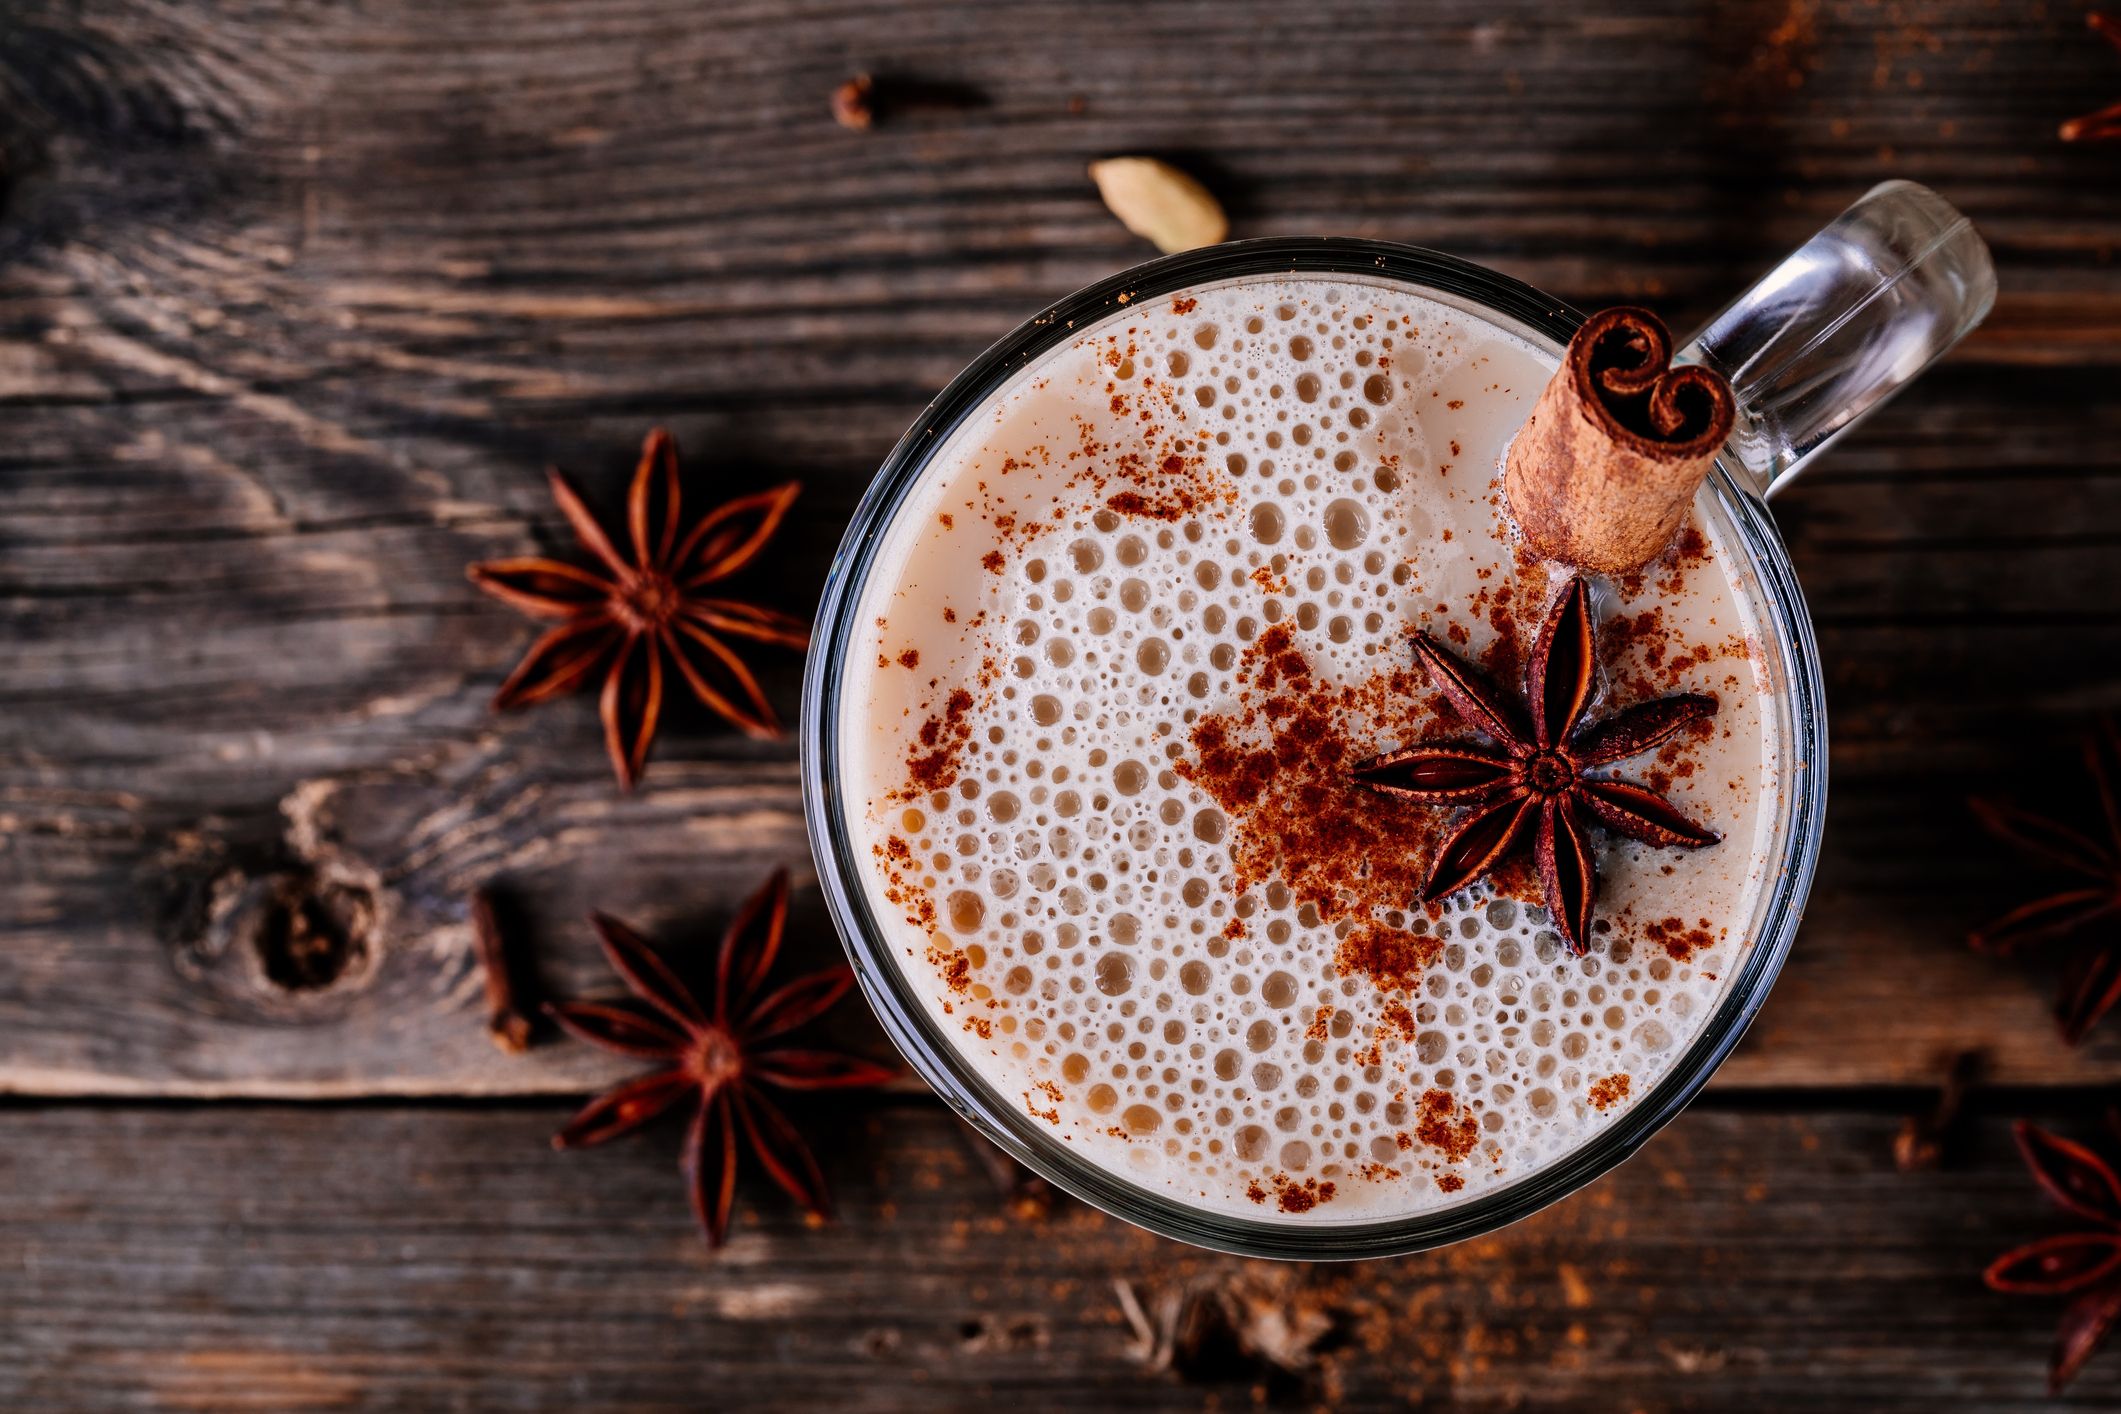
[1088,157,1227,255]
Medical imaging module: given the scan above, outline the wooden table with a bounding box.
[4,0,2119,1406]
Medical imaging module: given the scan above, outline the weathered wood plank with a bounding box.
[3,758,2118,1094]
[3,0,2120,1097]
[0,1098,2106,1411]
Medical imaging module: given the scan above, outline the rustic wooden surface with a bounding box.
[0,1102,2112,1411]
[3,0,2120,1405]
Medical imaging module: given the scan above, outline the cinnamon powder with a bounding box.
[1414,1089,1480,1163]
[904,687,976,795]
[1176,625,1444,926]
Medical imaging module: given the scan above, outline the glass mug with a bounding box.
[800,182,1995,1258]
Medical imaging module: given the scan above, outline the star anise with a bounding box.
[1353,576,1720,955]
[468,427,807,789]
[1986,1119,2121,1392]
[1969,718,2121,1045]
[545,870,896,1246]
[2061,13,2121,142]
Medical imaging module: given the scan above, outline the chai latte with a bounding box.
[840,275,1780,1220]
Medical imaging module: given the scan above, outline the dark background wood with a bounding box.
[2,0,2119,1406]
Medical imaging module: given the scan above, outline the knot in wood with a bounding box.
[249,871,374,991]
[160,834,387,1019]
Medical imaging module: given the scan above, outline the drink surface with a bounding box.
[838,274,1780,1221]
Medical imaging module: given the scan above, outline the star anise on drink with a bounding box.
[2061,13,2121,142]
[545,870,897,1246]
[1985,1119,2121,1393]
[1969,718,2121,1045]
[1353,576,1720,955]
[468,427,807,789]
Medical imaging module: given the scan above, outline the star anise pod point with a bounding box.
[1987,1119,2121,1392]
[2060,12,2121,143]
[1354,576,1720,955]
[546,868,897,1247]
[1967,718,2121,1045]
[468,427,808,789]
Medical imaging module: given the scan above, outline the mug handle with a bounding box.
[1678,180,1997,502]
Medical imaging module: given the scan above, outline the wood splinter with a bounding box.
[1503,306,1736,575]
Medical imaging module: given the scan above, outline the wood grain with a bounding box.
[0,1097,2107,1411]
[1,0,2118,1102]
[5,1,2121,1406]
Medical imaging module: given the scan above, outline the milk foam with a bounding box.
[840,276,1780,1220]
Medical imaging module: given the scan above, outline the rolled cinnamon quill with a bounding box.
[1503,307,1736,575]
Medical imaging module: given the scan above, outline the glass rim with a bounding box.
[799,236,1828,1260]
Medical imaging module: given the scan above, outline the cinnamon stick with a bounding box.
[1503,307,1735,575]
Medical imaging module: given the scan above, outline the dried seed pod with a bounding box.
[832,73,874,130]
[471,887,536,1054]
[1088,157,1227,255]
